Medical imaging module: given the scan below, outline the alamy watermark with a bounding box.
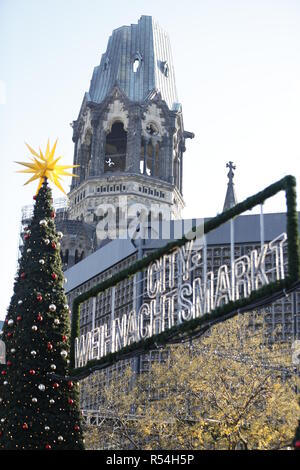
[94,196,204,250]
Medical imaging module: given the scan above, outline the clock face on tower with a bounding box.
[146,123,158,136]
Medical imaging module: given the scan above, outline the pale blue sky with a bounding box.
[1,0,300,319]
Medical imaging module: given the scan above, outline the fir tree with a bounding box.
[0,179,84,450]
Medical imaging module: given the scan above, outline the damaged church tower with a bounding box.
[68,15,194,232]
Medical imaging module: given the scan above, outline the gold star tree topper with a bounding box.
[16,139,79,195]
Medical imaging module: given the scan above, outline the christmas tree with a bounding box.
[0,141,84,450]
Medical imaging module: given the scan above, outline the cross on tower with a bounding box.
[226,161,236,183]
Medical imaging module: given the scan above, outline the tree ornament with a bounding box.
[20,272,26,279]
[68,381,73,389]
[44,238,50,245]
[10,348,16,353]
[1,418,5,423]
[31,350,37,357]
[7,332,13,338]
[68,398,74,405]
[53,382,59,389]
[49,399,55,404]
[36,294,43,302]
[74,425,80,432]
[53,319,60,325]
[37,313,43,322]
[6,361,12,367]
[47,342,53,351]
[38,384,45,391]
[24,234,30,240]
[44,426,50,431]
[49,304,56,312]
[39,259,45,265]
[295,440,300,449]
[32,397,38,403]
[0,431,2,437]
[51,273,57,280]
[27,248,32,253]
[51,211,56,218]
[22,423,28,430]
[7,319,14,326]
[32,325,38,331]
[17,316,22,322]
[62,335,67,342]
[50,364,56,370]
[1,371,7,376]
[33,195,37,200]
[57,232,63,239]
[3,381,8,386]
[45,444,52,450]
[29,370,36,375]
[60,350,68,358]
[18,300,23,305]
[51,241,57,249]
[39,220,47,226]
[57,436,63,442]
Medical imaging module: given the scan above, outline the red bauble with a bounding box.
[1,370,7,375]
[20,272,26,279]
[37,313,43,322]
[45,444,52,450]
[22,423,28,430]
[33,195,37,200]
[51,241,56,249]
[36,295,43,302]
[7,332,12,338]
[62,335,67,342]
[51,273,57,280]
[53,382,59,389]
[6,361,12,367]
[68,398,74,405]
[24,234,30,240]
[51,211,55,218]
[29,370,36,375]
[295,440,300,449]
[17,316,22,322]
[47,343,53,351]
[68,381,73,389]
[74,425,80,432]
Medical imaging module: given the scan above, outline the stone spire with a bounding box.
[223,161,237,212]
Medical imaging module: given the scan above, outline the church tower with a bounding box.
[68,16,194,232]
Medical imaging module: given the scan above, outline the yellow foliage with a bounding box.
[83,313,300,450]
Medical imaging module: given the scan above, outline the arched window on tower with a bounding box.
[140,123,160,177]
[104,121,127,172]
[140,140,160,177]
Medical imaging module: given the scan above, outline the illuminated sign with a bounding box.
[75,232,287,368]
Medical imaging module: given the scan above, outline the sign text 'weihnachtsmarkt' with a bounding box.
[75,232,287,368]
